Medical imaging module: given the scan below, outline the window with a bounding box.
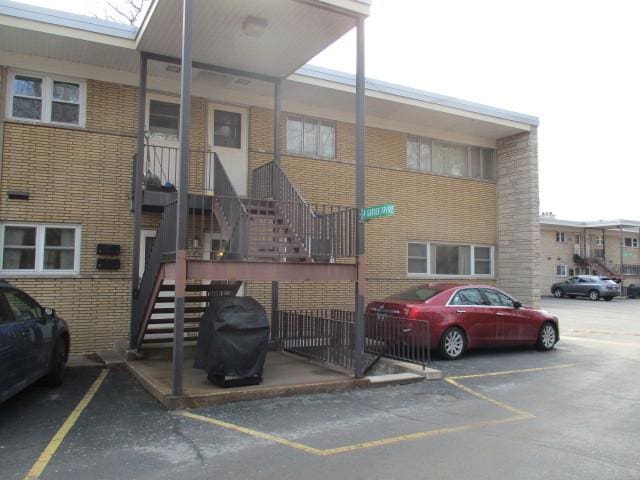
[595,236,604,246]
[482,288,514,308]
[213,110,241,149]
[407,242,493,277]
[7,71,85,126]
[556,231,566,243]
[556,264,567,276]
[3,289,41,322]
[149,100,180,139]
[286,115,335,159]
[624,237,639,248]
[450,288,485,306]
[1,224,80,274]
[407,135,495,180]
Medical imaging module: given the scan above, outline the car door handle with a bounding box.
[456,310,467,314]
[495,312,507,316]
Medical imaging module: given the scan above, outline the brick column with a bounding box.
[496,128,540,306]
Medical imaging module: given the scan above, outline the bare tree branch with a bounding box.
[98,0,150,26]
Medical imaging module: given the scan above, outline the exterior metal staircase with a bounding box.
[131,152,357,351]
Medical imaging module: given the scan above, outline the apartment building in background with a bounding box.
[539,213,640,294]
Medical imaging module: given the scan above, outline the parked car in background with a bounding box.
[0,281,69,403]
[366,284,559,360]
[550,275,621,301]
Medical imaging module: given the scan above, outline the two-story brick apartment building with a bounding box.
[539,213,640,294]
[0,0,540,359]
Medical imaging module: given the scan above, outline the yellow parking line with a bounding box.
[24,369,109,480]
[448,363,576,381]
[179,411,325,456]
[563,336,640,347]
[179,364,554,456]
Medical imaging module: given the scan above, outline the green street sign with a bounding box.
[361,203,395,221]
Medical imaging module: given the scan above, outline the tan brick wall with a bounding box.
[0,79,208,354]
[247,107,497,311]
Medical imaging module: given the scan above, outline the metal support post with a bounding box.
[271,79,282,334]
[354,16,366,378]
[172,0,193,397]
[130,51,148,348]
[619,226,624,287]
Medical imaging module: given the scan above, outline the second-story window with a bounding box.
[7,71,86,127]
[148,100,180,141]
[287,115,335,159]
[556,231,566,243]
[407,135,495,180]
[624,237,639,248]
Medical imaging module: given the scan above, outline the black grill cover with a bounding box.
[194,296,269,384]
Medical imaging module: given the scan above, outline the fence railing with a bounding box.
[132,200,177,346]
[273,310,430,372]
[617,264,640,276]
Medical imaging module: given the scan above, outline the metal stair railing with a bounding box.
[132,200,177,347]
[252,161,357,260]
[213,153,249,260]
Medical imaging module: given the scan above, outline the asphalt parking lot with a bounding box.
[1,297,639,480]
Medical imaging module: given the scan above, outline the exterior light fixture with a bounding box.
[242,15,268,38]
[166,64,181,73]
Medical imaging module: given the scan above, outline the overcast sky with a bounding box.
[18,0,640,221]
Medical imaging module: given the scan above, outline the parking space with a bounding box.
[2,298,640,479]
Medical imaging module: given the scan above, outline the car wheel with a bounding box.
[537,322,557,351]
[553,288,564,298]
[43,338,67,386]
[440,327,466,360]
[604,297,613,301]
[588,289,600,301]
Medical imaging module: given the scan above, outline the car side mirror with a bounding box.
[513,301,522,309]
[42,307,55,319]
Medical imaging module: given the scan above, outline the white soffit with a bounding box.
[138,0,358,78]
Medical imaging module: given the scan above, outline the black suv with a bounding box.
[0,281,70,403]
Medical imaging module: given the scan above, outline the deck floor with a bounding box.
[127,350,363,409]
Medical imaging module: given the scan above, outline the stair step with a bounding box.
[148,317,202,325]
[151,306,208,315]
[159,283,240,293]
[140,336,198,345]
[145,325,200,335]
[155,295,208,304]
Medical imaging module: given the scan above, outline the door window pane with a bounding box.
[482,289,514,308]
[149,100,180,138]
[451,288,484,306]
[214,110,242,149]
[319,121,335,159]
[3,227,36,270]
[3,290,41,322]
[287,116,303,154]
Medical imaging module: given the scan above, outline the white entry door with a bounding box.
[206,103,249,196]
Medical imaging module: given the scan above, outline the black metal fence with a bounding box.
[273,310,430,372]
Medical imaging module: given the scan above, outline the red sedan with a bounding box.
[366,283,559,360]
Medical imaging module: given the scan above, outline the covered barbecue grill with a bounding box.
[194,296,270,387]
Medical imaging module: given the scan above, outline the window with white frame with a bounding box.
[407,135,495,181]
[1,224,80,274]
[286,115,335,159]
[7,71,86,126]
[556,264,567,276]
[555,231,566,243]
[624,237,639,248]
[407,242,493,276]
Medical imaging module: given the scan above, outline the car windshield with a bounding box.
[388,286,441,301]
